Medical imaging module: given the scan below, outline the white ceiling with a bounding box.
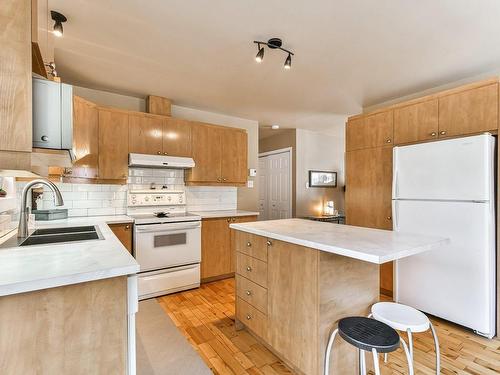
[49,0,500,137]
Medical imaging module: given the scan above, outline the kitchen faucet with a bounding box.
[18,179,64,238]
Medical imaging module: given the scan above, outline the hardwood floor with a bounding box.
[157,278,500,375]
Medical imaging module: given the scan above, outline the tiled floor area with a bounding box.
[157,278,500,375]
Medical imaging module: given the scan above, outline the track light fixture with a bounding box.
[253,38,294,70]
[51,11,67,37]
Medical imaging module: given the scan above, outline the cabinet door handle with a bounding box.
[164,152,167,155]
[440,131,446,135]
[125,225,130,229]
[232,217,236,222]
[246,314,252,320]
[227,218,231,223]
[246,242,252,247]
[246,290,252,296]
[266,240,272,246]
[41,135,49,141]
[217,177,222,182]
[386,139,392,143]
[223,178,227,182]
[430,132,437,136]
[387,216,391,221]
[246,266,252,272]
[157,151,161,155]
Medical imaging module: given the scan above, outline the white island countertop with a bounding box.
[0,215,139,297]
[229,218,449,264]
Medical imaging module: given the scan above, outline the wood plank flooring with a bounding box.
[157,278,500,375]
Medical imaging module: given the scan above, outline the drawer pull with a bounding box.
[430,132,437,136]
[440,131,446,135]
[387,216,391,221]
[266,240,272,246]
[227,218,231,223]
[246,314,252,320]
[125,225,130,229]
[246,290,252,296]
[386,138,392,143]
[246,266,252,272]
[246,242,252,247]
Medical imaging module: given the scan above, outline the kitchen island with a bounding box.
[229,219,448,375]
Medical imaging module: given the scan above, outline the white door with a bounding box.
[393,134,494,201]
[258,150,292,220]
[394,199,496,337]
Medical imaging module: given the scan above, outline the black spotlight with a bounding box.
[284,54,292,70]
[51,11,67,37]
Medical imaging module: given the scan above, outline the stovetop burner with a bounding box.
[154,212,169,218]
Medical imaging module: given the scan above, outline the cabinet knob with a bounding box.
[232,217,236,222]
[157,151,161,155]
[387,216,392,221]
[386,139,392,143]
[246,242,252,247]
[430,132,437,136]
[125,225,130,229]
[217,177,222,182]
[246,290,252,296]
[266,240,272,246]
[164,152,167,155]
[227,218,231,223]
[246,314,252,320]
[246,266,252,272]
[41,135,48,141]
[223,178,227,182]
[440,131,446,135]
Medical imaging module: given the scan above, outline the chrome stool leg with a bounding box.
[323,328,338,375]
[359,349,366,375]
[400,337,414,375]
[371,349,381,375]
[407,328,414,359]
[429,321,440,375]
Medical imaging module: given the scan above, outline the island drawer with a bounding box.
[236,297,267,338]
[236,252,268,288]
[236,275,267,314]
[233,231,268,262]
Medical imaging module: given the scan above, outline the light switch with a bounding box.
[247,180,254,188]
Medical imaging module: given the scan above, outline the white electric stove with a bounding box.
[127,190,201,300]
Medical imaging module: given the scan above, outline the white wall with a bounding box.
[295,128,345,217]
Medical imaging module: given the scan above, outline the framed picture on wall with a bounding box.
[308,170,337,188]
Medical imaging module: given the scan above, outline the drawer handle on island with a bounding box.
[246,290,252,296]
[430,132,437,137]
[440,131,446,135]
[246,266,252,272]
[246,242,252,247]
[266,240,272,246]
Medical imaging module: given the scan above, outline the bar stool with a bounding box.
[369,302,440,374]
[324,316,414,375]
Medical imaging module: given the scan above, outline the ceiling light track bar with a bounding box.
[253,40,294,56]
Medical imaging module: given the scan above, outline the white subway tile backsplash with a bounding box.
[87,207,116,216]
[68,208,88,217]
[114,192,126,200]
[88,191,114,200]
[72,184,102,192]
[72,200,106,209]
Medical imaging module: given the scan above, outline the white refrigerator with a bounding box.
[393,134,496,338]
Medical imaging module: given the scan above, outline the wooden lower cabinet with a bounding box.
[201,215,258,281]
[0,277,128,374]
[233,233,379,375]
[109,222,133,253]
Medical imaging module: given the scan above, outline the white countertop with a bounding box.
[229,219,449,264]
[190,210,260,219]
[0,215,139,297]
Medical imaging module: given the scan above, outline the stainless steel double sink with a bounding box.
[0,225,103,248]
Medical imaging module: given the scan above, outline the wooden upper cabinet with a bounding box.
[72,96,99,178]
[394,100,438,144]
[0,0,32,154]
[221,129,248,184]
[186,123,222,183]
[346,111,393,151]
[128,114,163,155]
[98,109,129,180]
[163,118,192,157]
[345,147,393,230]
[438,83,499,137]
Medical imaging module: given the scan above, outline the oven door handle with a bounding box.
[135,221,201,233]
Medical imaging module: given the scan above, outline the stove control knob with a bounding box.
[131,195,136,199]
[144,197,149,202]
[167,196,172,201]
[132,200,137,204]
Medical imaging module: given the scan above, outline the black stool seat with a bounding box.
[338,317,400,353]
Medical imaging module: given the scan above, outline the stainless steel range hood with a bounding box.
[128,153,195,169]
